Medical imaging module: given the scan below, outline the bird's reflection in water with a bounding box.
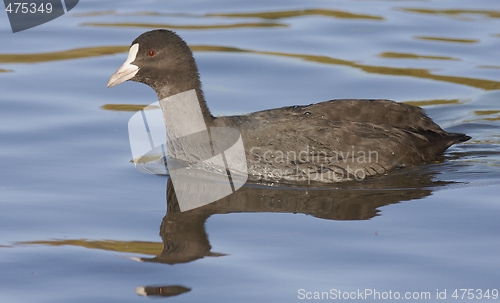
[135,164,453,297]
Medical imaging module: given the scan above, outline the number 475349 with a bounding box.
[452,289,499,300]
[5,2,53,14]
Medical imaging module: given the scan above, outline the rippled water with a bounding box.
[1,0,499,302]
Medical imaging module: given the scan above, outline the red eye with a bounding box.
[147,49,156,57]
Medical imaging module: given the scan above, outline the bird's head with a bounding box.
[107,29,201,99]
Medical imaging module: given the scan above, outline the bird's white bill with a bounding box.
[135,287,147,296]
[107,43,140,88]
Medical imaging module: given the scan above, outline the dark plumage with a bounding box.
[108,29,470,183]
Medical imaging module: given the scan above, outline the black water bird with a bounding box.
[108,29,470,183]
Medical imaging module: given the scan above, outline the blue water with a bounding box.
[1,0,499,302]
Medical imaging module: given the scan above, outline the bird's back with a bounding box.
[214,99,469,183]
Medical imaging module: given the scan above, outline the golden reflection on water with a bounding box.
[379,52,459,61]
[0,46,128,63]
[402,99,462,107]
[205,9,384,20]
[73,10,202,17]
[16,239,162,255]
[414,36,479,44]
[73,10,116,17]
[81,22,287,30]
[400,8,500,20]
[473,110,500,121]
[189,45,500,90]
[2,45,499,91]
[475,110,500,116]
[101,104,159,111]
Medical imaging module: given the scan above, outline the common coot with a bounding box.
[108,29,470,183]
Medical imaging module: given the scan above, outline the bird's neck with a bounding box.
[158,88,215,164]
[155,74,214,127]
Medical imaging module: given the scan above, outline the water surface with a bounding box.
[0,0,499,302]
